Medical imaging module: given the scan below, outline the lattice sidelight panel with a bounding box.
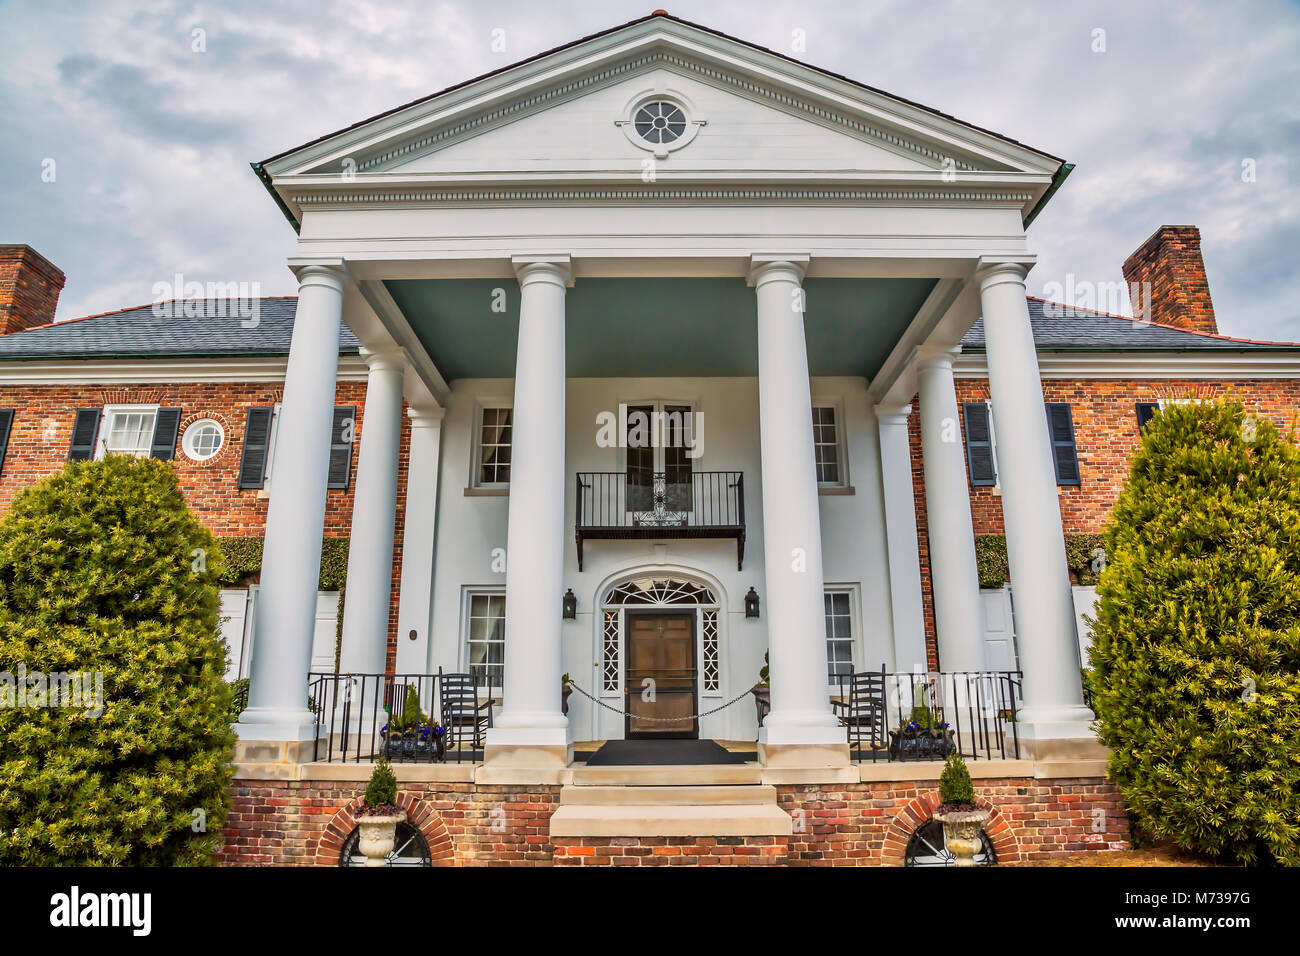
[602,610,620,693]
[702,609,720,692]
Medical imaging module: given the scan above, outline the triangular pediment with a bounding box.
[261,15,1062,217]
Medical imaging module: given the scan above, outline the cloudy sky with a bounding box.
[2,0,1296,339]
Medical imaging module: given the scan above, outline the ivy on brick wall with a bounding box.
[213,536,349,590]
[974,533,1107,588]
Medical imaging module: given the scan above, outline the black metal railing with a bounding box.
[575,471,746,570]
[308,668,502,764]
[833,669,1022,763]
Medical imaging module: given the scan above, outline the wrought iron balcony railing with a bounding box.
[308,668,501,764]
[575,471,745,570]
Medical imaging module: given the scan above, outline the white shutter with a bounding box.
[218,589,251,682]
[1072,586,1100,669]
[979,587,1018,671]
[311,591,342,672]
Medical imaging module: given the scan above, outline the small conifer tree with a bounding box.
[1089,399,1300,865]
[0,457,234,865]
[938,753,977,808]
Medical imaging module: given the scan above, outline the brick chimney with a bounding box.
[1121,225,1217,335]
[0,245,65,335]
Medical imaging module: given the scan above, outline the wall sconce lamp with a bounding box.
[562,588,577,620]
[744,587,760,619]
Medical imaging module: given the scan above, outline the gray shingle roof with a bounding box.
[0,298,361,360]
[0,295,1292,363]
[960,298,1298,352]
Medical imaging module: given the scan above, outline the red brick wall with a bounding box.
[221,779,560,866]
[221,774,1126,867]
[0,246,65,335]
[910,377,1300,661]
[554,836,787,865]
[778,777,1128,865]
[0,378,412,650]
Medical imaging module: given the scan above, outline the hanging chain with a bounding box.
[564,680,756,723]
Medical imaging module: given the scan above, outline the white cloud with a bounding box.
[0,0,1295,340]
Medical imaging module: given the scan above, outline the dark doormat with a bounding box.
[582,739,754,766]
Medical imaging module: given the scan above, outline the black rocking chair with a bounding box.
[439,668,494,758]
[831,665,888,762]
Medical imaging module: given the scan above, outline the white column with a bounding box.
[750,255,846,763]
[484,256,572,766]
[395,406,444,675]
[339,349,406,676]
[239,262,345,744]
[976,259,1093,745]
[916,347,985,673]
[874,404,928,673]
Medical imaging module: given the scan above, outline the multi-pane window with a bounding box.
[100,407,157,458]
[824,590,853,681]
[812,405,841,484]
[466,593,505,688]
[477,407,512,485]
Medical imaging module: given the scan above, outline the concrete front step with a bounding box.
[549,803,792,838]
[560,784,777,806]
[569,764,763,787]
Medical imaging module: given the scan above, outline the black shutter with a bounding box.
[962,402,997,486]
[68,408,101,461]
[1045,403,1080,486]
[327,405,356,490]
[1136,402,1159,434]
[150,408,182,460]
[0,409,13,478]
[238,406,274,489]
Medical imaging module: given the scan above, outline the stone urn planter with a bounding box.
[356,808,407,867]
[933,807,991,866]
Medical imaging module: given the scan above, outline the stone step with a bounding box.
[550,803,792,838]
[569,764,764,787]
[559,784,777,806]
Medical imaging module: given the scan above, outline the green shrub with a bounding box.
[1089,399,1300,866]
[364,758,398,809]
[0,457,235,865]
[938,753,977,808]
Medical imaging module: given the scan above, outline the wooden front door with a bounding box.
[625,611,698,739]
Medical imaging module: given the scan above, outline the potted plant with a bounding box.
[751,652,771,726]
[418,721,447,762]
[561,672,572,716]
[356,758,405,867]
[383,685,428,760]
[932,753,991,866]
[888,686,956,760]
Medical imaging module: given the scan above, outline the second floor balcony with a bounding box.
[575,470,745,570]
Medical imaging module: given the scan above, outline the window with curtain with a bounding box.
[477,407,512,485]
[466,592,505,688]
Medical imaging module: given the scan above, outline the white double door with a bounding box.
[219,587,341,680]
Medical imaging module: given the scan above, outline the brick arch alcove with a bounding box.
[314,791,455,867]
[880,790,1020,866]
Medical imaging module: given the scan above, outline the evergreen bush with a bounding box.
[363,758,399,812]
[1089,399,1300,865]
[938,753,977,809]
[0,457,235,865]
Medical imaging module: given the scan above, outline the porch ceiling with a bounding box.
[384,277,938,380]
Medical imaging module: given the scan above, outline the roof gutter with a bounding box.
[251,162,301,234]
[1023,161,1073,228]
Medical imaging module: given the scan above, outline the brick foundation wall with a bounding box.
[221,774,1126,867]
[554,836,788,865]
[221,779,560,866]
